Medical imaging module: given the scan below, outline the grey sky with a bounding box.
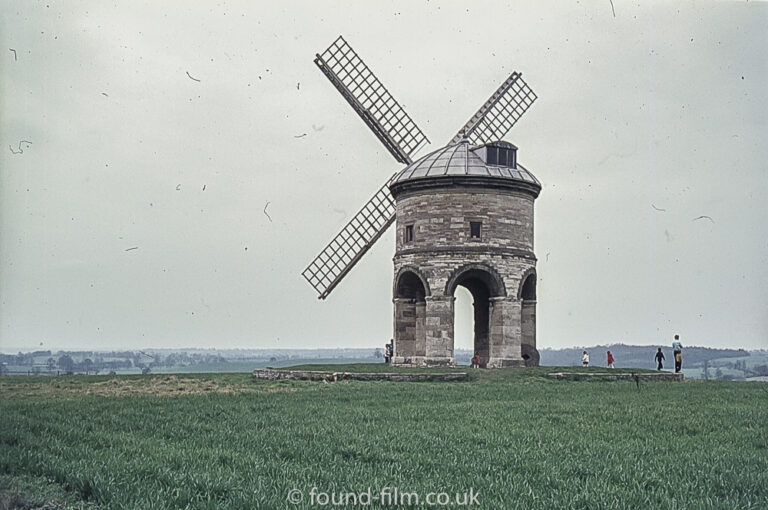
[1,1,766,353]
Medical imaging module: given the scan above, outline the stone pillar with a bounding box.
[487,297,524,368]
[393,298,416,359]
[414,301,426,356]
[423,295,455,366]
[393,298,427,364]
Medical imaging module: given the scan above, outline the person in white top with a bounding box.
[672,334,683,373]
[582,350,589,367]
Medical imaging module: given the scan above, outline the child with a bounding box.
[471,352,481,369]
[655,348,665,370]
[607,351,615,369]
[582,351,589,367]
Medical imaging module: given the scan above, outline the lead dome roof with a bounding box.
[390,139,540,188]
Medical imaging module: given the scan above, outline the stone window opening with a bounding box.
[404,224,414,243]
[470,221,482,239]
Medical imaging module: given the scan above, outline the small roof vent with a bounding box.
[473,141,517,168]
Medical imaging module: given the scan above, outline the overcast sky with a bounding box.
[1,1,766,353]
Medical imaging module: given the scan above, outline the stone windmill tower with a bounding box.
[303,37,541,368]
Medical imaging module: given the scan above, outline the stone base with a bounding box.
[253,369,467,382]
[392,356,456,368]
[486,357,526,368]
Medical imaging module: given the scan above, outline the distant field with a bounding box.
[1,367,766,509]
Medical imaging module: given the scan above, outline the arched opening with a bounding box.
[447,267,505,368]
[453,286,474,362]
[393,270,428,360]
[396,271,427,301]
[519,271,538,367]
[520,273,536,301]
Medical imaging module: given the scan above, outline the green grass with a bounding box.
[1,368,766,509]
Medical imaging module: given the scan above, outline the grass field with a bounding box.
[1,366,766,509]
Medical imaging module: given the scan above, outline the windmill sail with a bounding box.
[315,36,429,164]
[302,176,397,299]
[450,72,537,146]
[304,39,539,300]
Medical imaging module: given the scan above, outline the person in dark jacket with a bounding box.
[655,347,665,370]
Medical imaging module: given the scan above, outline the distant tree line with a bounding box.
[0,350,229,376]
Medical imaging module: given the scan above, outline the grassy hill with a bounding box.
[1,367,766,509]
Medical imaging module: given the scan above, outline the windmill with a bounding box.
[302,36,541,367]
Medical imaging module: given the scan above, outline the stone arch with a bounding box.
[444,263,507,298]
[394,266,430,300]
[393,268,429,360]
[517,268,537,300]
[444,263,507,368]
[518,269,538,367]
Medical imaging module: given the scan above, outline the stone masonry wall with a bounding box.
[392,186,537,366]
[394,188,534,254]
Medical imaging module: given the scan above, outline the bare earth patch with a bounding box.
[0,375,296,399]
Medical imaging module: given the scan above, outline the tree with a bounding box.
[82,358,94,374]
[46,358,56,371]
[58,355,74,373]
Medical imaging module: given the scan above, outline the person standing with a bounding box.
[655,348,665,370]
[606,351,615,369]
[672,334,683,373]
[582,350,590,367]
[471,352,481,369]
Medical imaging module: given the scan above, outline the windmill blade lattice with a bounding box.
[450,72,537,146]
[302,177,397,299]
[315,36,429,164]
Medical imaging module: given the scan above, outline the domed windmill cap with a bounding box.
[389,139,541,193]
